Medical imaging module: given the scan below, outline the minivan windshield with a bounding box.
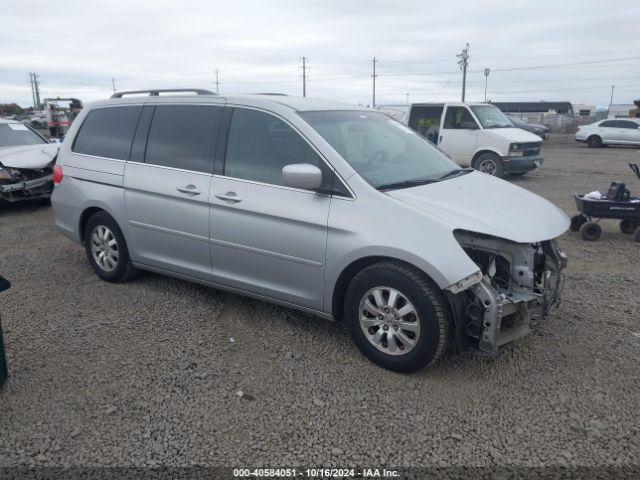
[470,105,512,129]
[299,110,464,190]
[0,123,47,147]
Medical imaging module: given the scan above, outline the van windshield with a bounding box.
[470,105,512,129]
[299,110,463,190]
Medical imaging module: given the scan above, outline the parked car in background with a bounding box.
[378,102,544,177]
[575,118,640,147]
[0,118,58,203]
[52,89,569,372]
[507,114,550,140]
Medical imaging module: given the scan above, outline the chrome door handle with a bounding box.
[215,192,242,203]
[176,185,201,195]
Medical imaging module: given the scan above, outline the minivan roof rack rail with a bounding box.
[111,88,216,98]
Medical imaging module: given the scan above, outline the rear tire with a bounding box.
[84,211,138,283]
[473,152,505,178]
[587,135,603,148]
[620,219,638,234]
[634,226,640,243]
[580,222,602,241]
[344,261,450,373]
[570,214,588,232]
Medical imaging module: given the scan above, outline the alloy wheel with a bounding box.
[358,286,420,356]
[90,225,119,272]
[478,158,498,175]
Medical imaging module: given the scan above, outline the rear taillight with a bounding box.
[53,165,63,184]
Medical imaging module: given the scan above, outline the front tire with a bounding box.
[570,214,588,232]
[84,211,138,282]
[587,135,603,148]
[620,219,638,234]
[580,222,602,241]
[473,153,505,178]
[344,262,450,373]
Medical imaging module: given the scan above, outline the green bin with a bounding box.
[0,274,10,389]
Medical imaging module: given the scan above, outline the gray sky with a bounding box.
[2,0,639,108]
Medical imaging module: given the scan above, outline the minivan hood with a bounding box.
[0,144,59,169]
[484,127,543,143]
[387,171,569,243]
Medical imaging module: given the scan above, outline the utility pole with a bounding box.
[29,73,37,109]
[32,72,41,110]
[372,57,378,108]
[111,77,116,94]
[483,68,490,102]
[406,92,410,104]
[457,43,470,102]
[608,85,615,116]
[214,69,220,94]
[301,57,308,97]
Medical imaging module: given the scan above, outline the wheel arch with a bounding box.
[330,255,445,323]
[471,149,502,168]
[79,205,122,244]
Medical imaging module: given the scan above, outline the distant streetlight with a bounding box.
[406,93,410,104]
[483,68,490,102]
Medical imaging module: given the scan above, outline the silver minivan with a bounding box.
[52,89,569,372]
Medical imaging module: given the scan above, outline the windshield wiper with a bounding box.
[377,178,438,192]
[436,168,473,180]
[485,124,511,129]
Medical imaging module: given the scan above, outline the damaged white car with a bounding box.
[0,118,58,203]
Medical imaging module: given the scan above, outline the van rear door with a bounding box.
[407,105,443,145]
[124,104,223,280]
[438,105,479,164]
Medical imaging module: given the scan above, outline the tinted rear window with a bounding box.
[144,105,221,173]
[73,106,142,160]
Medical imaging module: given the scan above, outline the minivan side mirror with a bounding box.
[282,163,323,190]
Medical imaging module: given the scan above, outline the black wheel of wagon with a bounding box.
[620,219,638,234]
[587,135,603,148]
[570,214,588,232]
[580,222,602,241]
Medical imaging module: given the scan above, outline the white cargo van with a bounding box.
[378,102,544,177]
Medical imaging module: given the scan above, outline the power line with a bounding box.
[479,55,640,73]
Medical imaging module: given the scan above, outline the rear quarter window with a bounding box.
[72,106,142,160]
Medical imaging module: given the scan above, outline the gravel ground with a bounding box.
[0,135,639,472]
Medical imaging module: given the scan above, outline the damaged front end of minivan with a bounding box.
[446,230,568,355]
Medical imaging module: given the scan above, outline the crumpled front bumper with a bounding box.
[0,173,54,202]
[476,242,566,353]
[448,235,568,355]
